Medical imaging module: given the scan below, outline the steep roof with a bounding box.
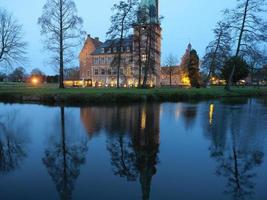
[91,35,133,55]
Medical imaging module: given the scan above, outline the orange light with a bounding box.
[31,77,39,85]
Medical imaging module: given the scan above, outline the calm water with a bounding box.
[0,99,267,200]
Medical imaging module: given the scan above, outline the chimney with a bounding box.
[95,37,99,41]
[87,34,91,38]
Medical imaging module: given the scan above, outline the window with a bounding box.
[127,46,130,52]
[101,58,105,64]
[94,69,99,75]
[108,69,112,75]
[87,71,90,76]
[142,54,147,62]
[112,69,117,75]
[101,69,105,75]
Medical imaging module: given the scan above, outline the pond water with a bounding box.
[0,99,267,200]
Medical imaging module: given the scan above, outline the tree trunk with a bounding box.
[205,31,222,87]
[59,0,64,89]
[60,106,68,198]
[226,0,249,90]
[138,27,142,88]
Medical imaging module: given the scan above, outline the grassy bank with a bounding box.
[0,82,267,105]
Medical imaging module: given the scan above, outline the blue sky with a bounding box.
[1,0,238,75]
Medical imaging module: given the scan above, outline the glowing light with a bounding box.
[141,109,146,130]
[209,104,214,125]
[181,75,191,86]
[31,77,39,85]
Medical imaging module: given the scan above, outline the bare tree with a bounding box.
[38,0,84,88]
[0,9,27,68]
[244,44,267,85]
[107,0,137,88]
[202,21,232,86]
[163,54,178,86]
[224,0,267,90]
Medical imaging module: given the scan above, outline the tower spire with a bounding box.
[140,0,159,24]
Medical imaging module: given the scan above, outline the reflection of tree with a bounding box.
[107,134,138,181]
[0,111,27,175]
[106,104,160,200]
[133,104,159,200]
[204,103,265,200]
[181,104,198,130]
[43,107,88,200]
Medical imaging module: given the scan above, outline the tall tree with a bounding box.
[9,66,26,82]
[187,50,201,88]
[107,0,137,88]
[221,56,250,84]
[243,44,267,84]
[38,0,84,88]
[202,21,232,86]
[224,0,267,90]
[0,9,27,68]
[163,54,178,86]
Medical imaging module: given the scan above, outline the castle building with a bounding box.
[79,0,161,87]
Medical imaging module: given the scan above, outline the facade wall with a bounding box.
[160,67,182,86]
[79,35,101,80]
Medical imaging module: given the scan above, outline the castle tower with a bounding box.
[134,0,161,87]
[140,0,159,24]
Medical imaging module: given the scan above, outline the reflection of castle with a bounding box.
[80,104,160,142]
[80,104,160,199]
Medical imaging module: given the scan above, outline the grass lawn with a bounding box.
[0,82,267,105]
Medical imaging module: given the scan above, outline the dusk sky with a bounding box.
[2,0,241,75]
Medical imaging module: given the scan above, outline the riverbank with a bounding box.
[0,83,267,105]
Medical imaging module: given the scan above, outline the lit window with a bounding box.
[94,69,99,75]
[142,54,147,62]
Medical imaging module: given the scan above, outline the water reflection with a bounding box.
[203,100,266,200]
[0,99,267,200]
[81,104,160,200]
[0,111,28,175]
[43,107,89,200]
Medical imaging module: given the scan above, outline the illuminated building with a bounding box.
[79,0,161,87]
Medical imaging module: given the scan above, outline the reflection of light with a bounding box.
[141,109,146,130]
[175,106,182,120]
[209,104,214,125]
